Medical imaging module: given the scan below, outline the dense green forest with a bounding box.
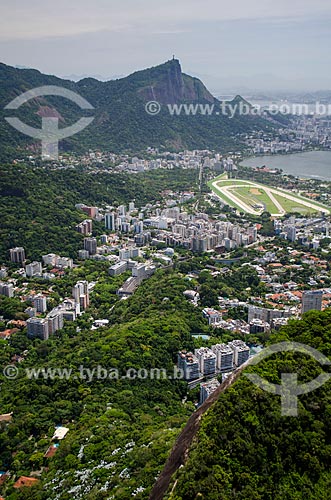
[2,155,331,499]
[167,310,331,500]
[0,163,198,262]
[2,266,331,498]
[0,59,275,158]
[0,270,199,499]
[0,259,274,500]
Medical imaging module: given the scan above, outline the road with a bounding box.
[148,359,251,500]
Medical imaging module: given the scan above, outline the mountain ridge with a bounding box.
[0,59,275,157]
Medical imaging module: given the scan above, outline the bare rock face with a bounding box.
[0,59,272,156]
[138,59,215,104]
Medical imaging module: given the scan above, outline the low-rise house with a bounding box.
[13,476,39,489]
[52,426,69,440]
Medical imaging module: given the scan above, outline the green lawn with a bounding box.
[230,186,280,214]
[209,177,330,216]
[208,180,244,211]
[274,187,330,212]
[272,193,317,215]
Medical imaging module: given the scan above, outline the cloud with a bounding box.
[1,0,330,91]
[1,0,331,40]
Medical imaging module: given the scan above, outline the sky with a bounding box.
[1,0,331,93]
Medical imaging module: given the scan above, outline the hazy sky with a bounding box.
[1,0,331,92]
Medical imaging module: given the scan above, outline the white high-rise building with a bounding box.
[105,212,116,231]
[25,261,42,277]
[211,344,234,371]
[72,281,90,309]
[56,257,73,269]
[42,253,59,266]
[109,261,128,276]
[0,268,7,279]
[287,226,297,242]
[177,351,200,380]
[134,221,144,233]
[200,378,220,404]
[27,317,49,340]
[78,249,90,260]
[194,347,216,375]
[118,205,126,216]
[228,340,250,367]
[47,311,64,335]
[119,247,140,260]
[33,295,47,313]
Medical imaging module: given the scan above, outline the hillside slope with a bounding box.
[0,59,275,157]
[0,163,198,262]
[154,311,331,500]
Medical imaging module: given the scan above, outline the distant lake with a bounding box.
[240,151,331,181]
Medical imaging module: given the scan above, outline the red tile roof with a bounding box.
[44,445,58,458]
[13,476,39,488]
[0,472,9,485]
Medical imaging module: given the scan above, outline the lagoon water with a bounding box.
[240,151,331,181]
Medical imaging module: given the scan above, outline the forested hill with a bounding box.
[0,59,275,158]
[0,163,198,262]
[161,309,331,500]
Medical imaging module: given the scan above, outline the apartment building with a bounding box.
[25,261,42,277]
[203,308,222,325]
[83,238,97,256]
[33,295,47,313]
[228,340,250,367]
[194,347,216,376]
[301,290,323,314]
[10,247,25,264]
[27,317,49,340]
[177,351,200,381]
[200,378,220,404]
[0,282,14,298]
[211,343,234,371]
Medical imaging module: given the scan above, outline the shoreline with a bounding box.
[239,150,331,182]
